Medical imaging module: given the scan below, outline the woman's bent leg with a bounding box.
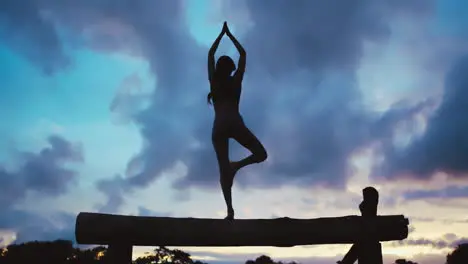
[231,123,268,174]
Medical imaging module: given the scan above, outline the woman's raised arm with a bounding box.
[226,26,246,81]
[208,23,227,82]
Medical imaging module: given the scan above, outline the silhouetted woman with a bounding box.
[207,22,268,220]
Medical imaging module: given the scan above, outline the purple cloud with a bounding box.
[0,135,83,243]
[379,55,468,180]
[393,233,468,249]
[5,0,464,214]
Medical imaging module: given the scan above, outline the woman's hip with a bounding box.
[212,114,245,139]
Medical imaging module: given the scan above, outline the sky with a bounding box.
[1,0,468,263]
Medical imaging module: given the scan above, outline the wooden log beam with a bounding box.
[75,213,409,247]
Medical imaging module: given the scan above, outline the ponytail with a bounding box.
[207,92,213,104]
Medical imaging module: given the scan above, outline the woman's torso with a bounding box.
[210,76,242,118]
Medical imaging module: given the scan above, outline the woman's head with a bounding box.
[208,55,236,105]
[215,55,236,77]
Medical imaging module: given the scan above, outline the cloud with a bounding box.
[380,54,468,180]
[0,0,185,74]
[136,206,171,217]
[189,250,342,264]
[0,135,83,243]
[228,0,433,76]
[172,0,436,191]
[0,0,71,75]
[0,135,83,207]
[110,73,152,125]
[94,174,126,213]
[0,0,204,212]
[188,250,442,264]
[0,210,76,244]
[403,186,468,200]
[392,233,468,249]
[54,0,439,210]
[2,0,460,214]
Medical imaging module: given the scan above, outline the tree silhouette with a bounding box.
[446,243,468,264]
[394,259,418,264]
[133,255,157,264]
[0,240,107,264]
[0,239,73,264]
[244,255,299,264]
[133,246,208,264]
[4,239,468,264]
[70,246,107,263]
[0,241,211,264]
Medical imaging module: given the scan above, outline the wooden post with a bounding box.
[358,186,383,264]
[338,186,383,264]
[106,243,132,264]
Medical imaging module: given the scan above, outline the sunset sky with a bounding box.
[1,0,468,263]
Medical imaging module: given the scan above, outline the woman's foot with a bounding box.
[225,208,235,220]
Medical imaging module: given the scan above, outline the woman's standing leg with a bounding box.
[212,127,235,219]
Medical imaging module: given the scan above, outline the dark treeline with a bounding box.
[0,240,467,264]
